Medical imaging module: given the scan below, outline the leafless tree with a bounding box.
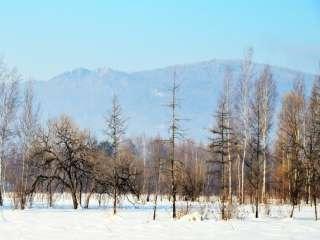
[0,59,20,206]
[274,79,305,217]
[148,137,165,220]
[234,48,253,204]
[247,66,276,218]
[166,70,184,218]
[104,95,126,214]
[16,80,40,209]
[29,115,94,209]
[223,67,233,202]
[259,66,276,202]
[304,73,320,220]
[208,91,233,220]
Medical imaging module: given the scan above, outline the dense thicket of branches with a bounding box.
[1,55,320,220]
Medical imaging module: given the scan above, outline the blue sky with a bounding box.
[0,0,319,79]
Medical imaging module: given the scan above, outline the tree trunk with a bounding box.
[79,188,82,207]
[71,191,78,209]
[262,150,266,203]
[0,188,2,206]
[221,195,226,220]
[314,194,317,221]
[48,184,53,208]
[113,188,117,215]
[290,204,295,218]
[84,190,94,209]
[98,193,102,207]
[20,193,26,210]
[0,152,3,207]
[228,150,232,203]
[237,154,241,201]
[255,190,259,218]
[241,139,247,204]
[153,193,158,220]
[172,192,176,218]
[28,193,34,208]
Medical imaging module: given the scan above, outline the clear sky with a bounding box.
[0,0,319,79]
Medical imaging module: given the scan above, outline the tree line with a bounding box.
[0,52,319,220]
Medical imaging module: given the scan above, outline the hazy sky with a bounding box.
[0,0,319,79]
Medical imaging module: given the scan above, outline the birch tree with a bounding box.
[234,48,253,204]
[247,66,276,217]
[259,66,276,202]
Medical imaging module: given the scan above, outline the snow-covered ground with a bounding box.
[0,194,319,240]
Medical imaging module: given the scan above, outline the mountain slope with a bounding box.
[32,59,316,141]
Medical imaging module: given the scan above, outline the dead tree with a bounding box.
[166,71,184,219]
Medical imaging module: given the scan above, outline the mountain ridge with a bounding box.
[47,58,315,82]
[31,59,317,141]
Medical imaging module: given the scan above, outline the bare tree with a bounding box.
[0,59,20,206]
[208,91,233,220]
[259,66,276,202]
[29,115,94,209]
[148,137,165,220]
[17,80,40,209]
[234,48,253,204]
[224,67,233,202]
[305,73,320,220]
[104,95,126,214]
[275,79,305,217]
[166,70,184,219]
[247,66,276,218]
[179,139,205,203]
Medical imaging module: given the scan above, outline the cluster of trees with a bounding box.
[0,59,206,218]
[207,50,320,220]
[274,75,320,220]
[0,53,319,220]
[207,49,277,219]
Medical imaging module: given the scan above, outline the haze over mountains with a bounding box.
[32,59,316,141]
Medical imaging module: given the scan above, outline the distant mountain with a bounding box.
[31,59,316,141]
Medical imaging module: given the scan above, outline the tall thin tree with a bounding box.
[167,70,184,219]
[105,95,126,214]
[18,80,40,209]
[234,48,253,204]
[0,59,19,206]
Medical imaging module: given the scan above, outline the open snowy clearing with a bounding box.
[0,196,319,240]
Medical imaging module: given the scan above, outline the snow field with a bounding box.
[0,194,319,240]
